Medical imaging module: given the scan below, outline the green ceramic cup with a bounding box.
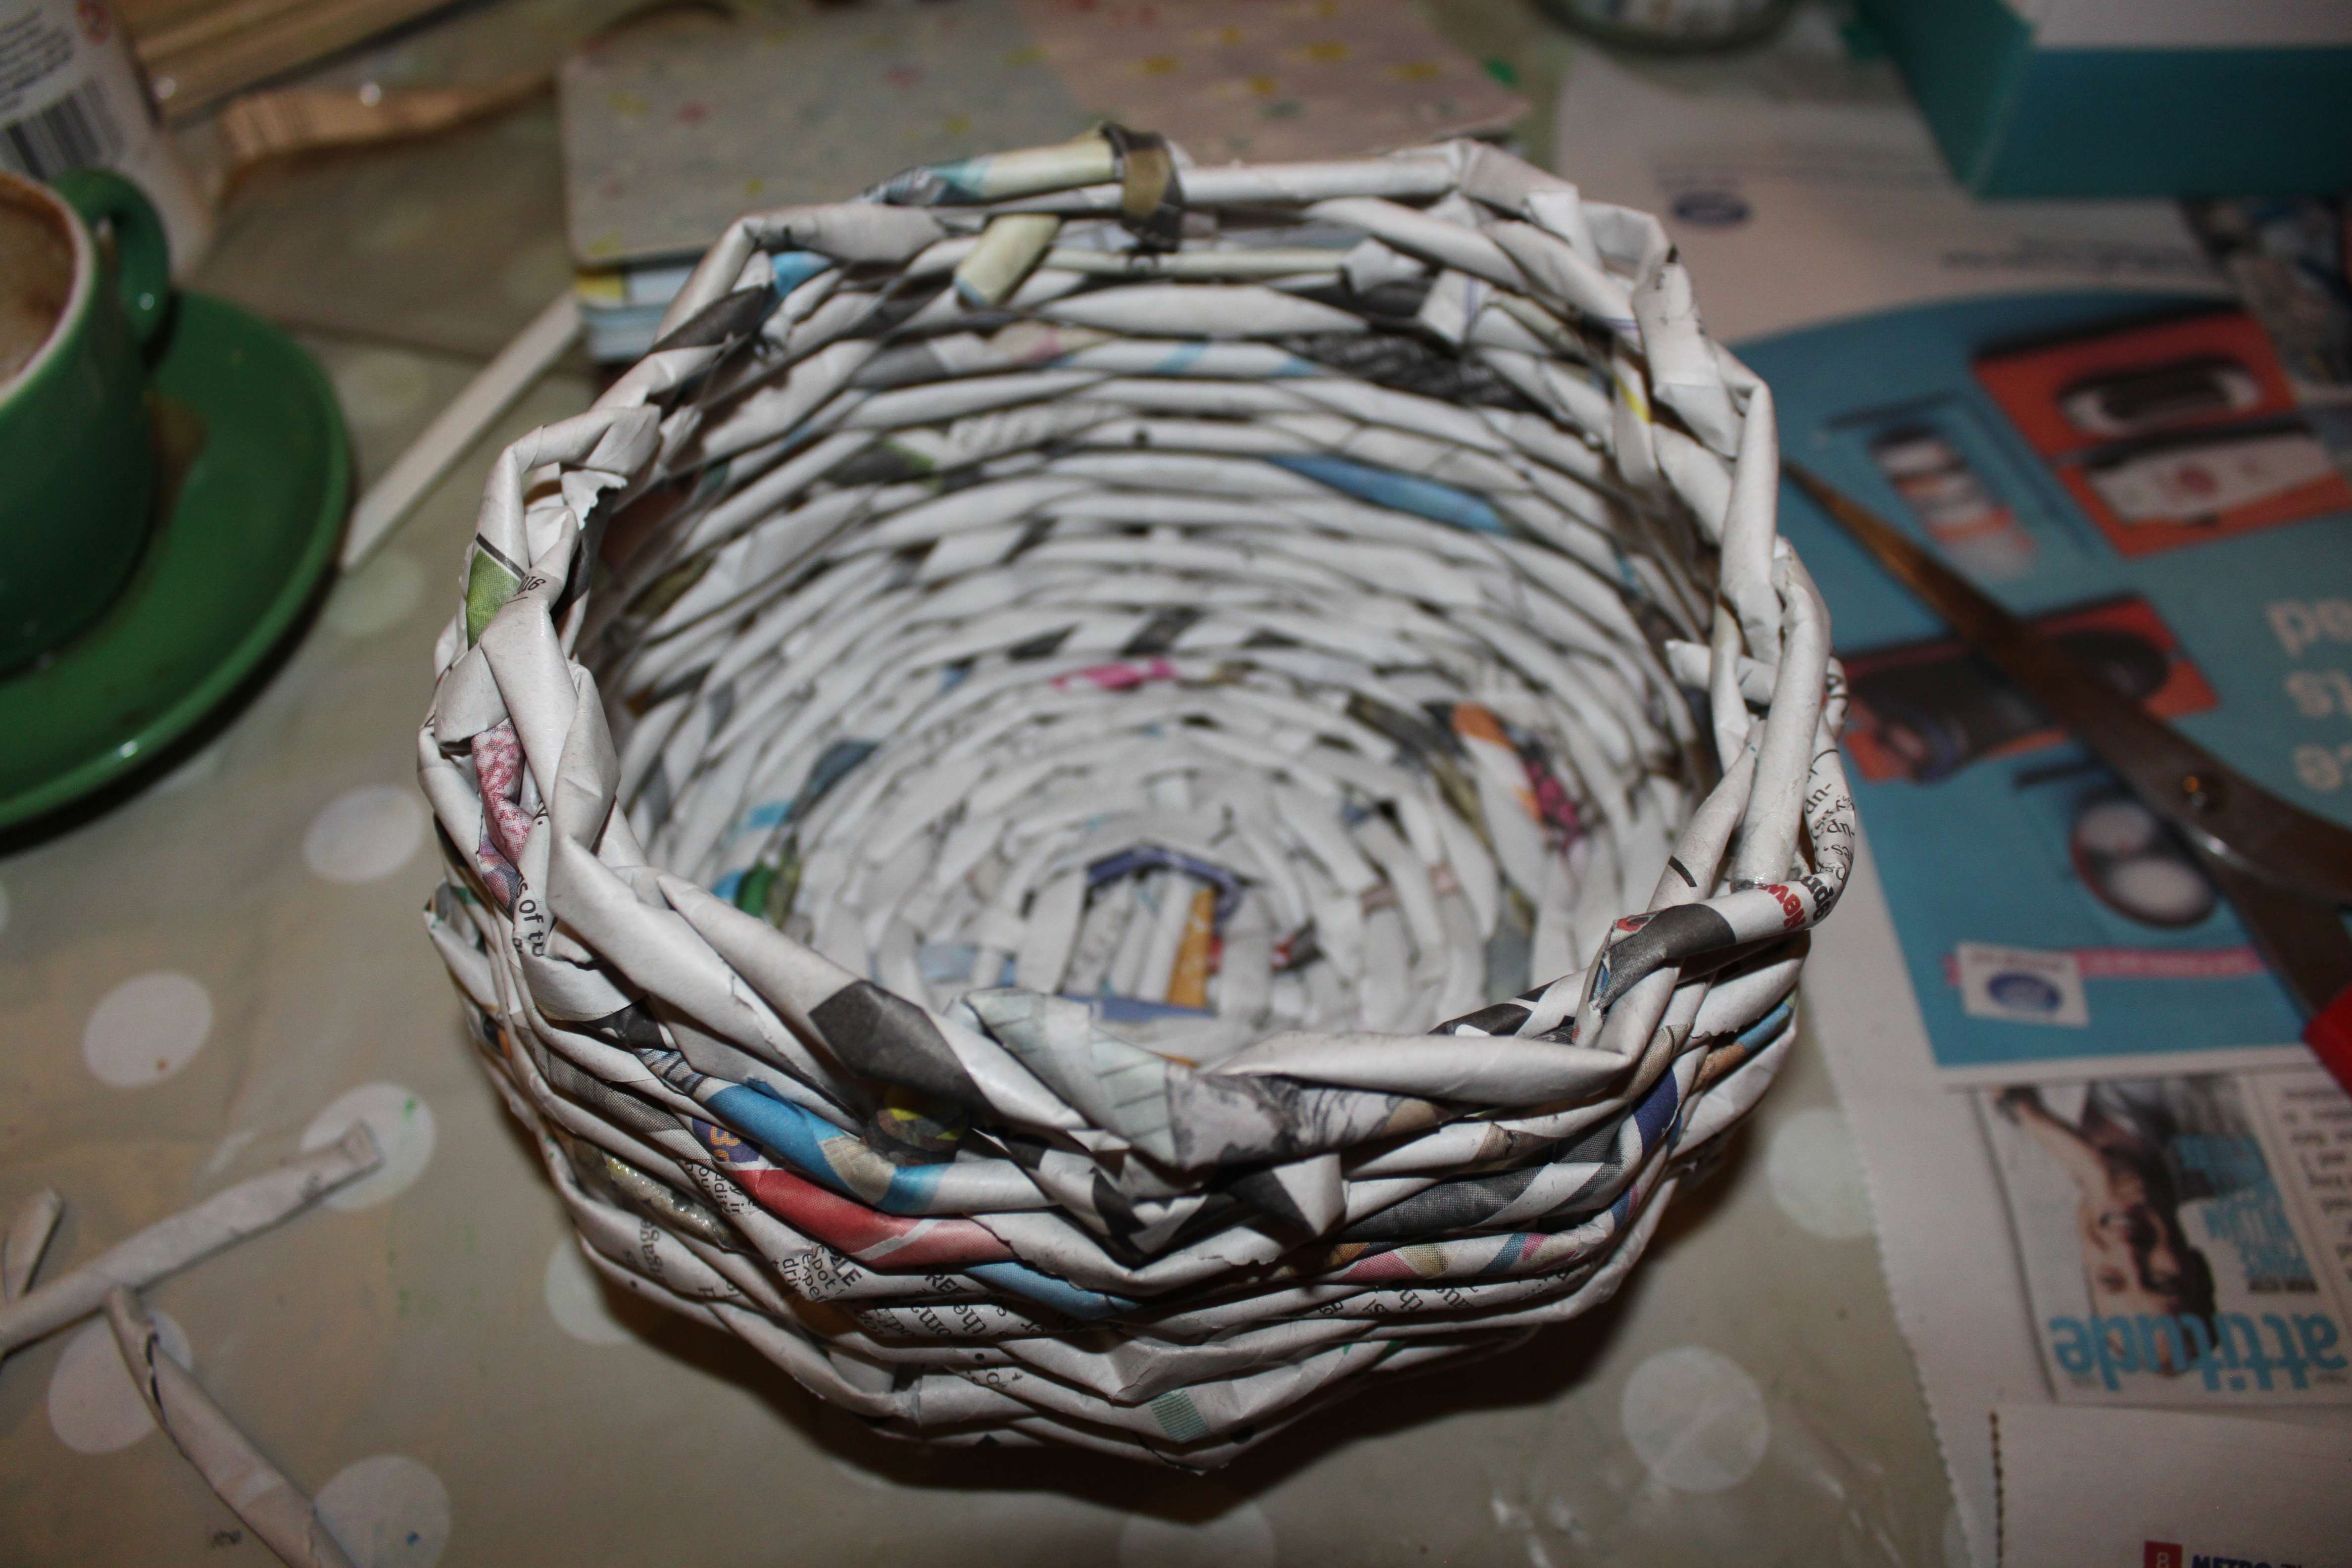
[0,166,172,672]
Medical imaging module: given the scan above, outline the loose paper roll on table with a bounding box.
[416,129,1851,1465]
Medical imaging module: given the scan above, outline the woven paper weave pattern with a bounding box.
[418,131,1852,1466]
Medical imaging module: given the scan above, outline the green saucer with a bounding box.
[0,292,349,830]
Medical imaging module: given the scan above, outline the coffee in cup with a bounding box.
[0,189,76,384]
[0,168,173,672]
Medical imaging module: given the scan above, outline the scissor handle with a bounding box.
[2305,986,2352,1092]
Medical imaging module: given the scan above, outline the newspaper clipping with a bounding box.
[1980,1070,2352,1406]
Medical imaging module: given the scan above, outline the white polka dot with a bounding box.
[543,1237,631,1345]
[332,350,431,430]
[1942,1504,1973,1568]
[500,237,573,308]
[1117,1500,1276,1568]
[302,1084,436,1210]
[315,1454,451,1568]
[325,553,427,638]
[83,972,212,1088]
[1619,1346,1769,1493]
[1765,1107,1873,1241]
[49,1311,191,1454]
[153,744,223,794]
[304,786,426,884]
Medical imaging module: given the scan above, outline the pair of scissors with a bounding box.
[1785,463,2352,1096]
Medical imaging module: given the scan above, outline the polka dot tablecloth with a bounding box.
[0,93,1956,1568]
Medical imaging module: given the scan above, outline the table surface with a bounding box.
[0,4,1961,1562]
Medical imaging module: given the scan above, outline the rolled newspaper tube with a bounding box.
[0,1127,379,1356]
[103,1289,357,1568]
[414,132,1845,1463]
[2,1189,64,1301]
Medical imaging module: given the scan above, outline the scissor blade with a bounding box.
[2197,851,2352,1020]
[2200,849,2352,1097]
[1786,463,2352,905]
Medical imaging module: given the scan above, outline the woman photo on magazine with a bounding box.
[1994,1084,2219,1373]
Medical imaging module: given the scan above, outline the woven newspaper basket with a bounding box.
[418,130,1853,1466]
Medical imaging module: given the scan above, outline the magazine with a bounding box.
[1980,1072,2352,1406]
[1588,6,2352,1557]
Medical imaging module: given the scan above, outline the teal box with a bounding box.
[1860,0,2352,197]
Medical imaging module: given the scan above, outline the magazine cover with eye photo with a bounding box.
[1978,1074,2352,1407]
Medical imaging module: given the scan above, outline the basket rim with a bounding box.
[412,131,1855,1463]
